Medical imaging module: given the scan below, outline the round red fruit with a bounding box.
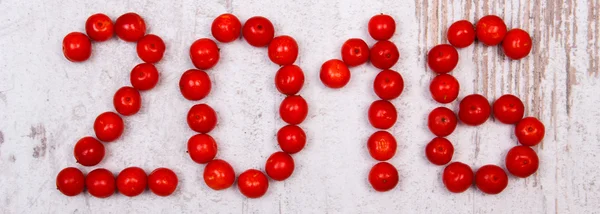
[116,167,147,197]
[86,168,115,198]
[425,137,454,165]
[190,38,220,70]
[74,136,105,166]
[320,59,351,89]
[367,131,397,161]
[341,38,370,66]
[492,94,524,124]
[242,16,275,47]
[447,20,475,48]
[275,65,305,95]
[475,165,508,194]
[265,152,295,181]
[427,44,459,74]
[62,32,92,62]
[368,100,397,129]
[93,112,124,142]
[268,35,298,66]
[179,69,211,101]
[442,162,473,193]
[430,74,460,103]
[505,145,539,178]
[370,41,400,70]
[428,107,458,137]
[131,63,159,91]
[277,125,306,154]
[56,167,85,196]
[476,15,507,46]
[136,34,166,63]
[368,162,399,192]
[148,168,178,196]
[85,13,114,41]
[211,13,241,43]
[237,169,269,198]
[502,28,532,60]
[115,13,146,42]
[187,104,217,133]
[515,117,545,146]
[187,134,218,164]
[279,95,308,125]
[458,94,491,126]
[113,86,142,116]
[368,14,396,41]
[373,69,404,100]
[204,159,235,190]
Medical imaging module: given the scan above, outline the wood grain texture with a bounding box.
[0,0,598,213]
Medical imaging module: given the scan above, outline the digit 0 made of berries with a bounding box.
[179,14,308,198]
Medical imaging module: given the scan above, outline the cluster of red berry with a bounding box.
[57,167,177,197]
[58,13,177,197]
[178,13,308,198]
[425,15,543,194]
[319,14,404,192]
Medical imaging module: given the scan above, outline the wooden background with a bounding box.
[0,0,598,213]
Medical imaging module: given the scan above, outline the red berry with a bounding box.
[368,14,396,41]
[85,13,114,41]
[136,34,166,63]
[475,165,508,194]
[62,32,92,62]
[502,29,532,60]
[429,74,460,103]
[447,20,475,48]
[476,15,507,46]
[56,167,85,196]
[341,38,370,66]
[86,168,116,198]
[114,13,146,42]
[130,63,159,91]
[148,168,178,196]
[427,44,458,74]
[425,137,454,165]
[370,41,399,70]
[187,134,218,164]
[73,136,105,166]
[368,162,399,192]
[211,13,241,43]
[116,167,147,197]
[515,117,545,146]
[458,94,491,126]
[505,146,539,178]
[275,65,304,95]
[242,16,275,47]
[277,125,306,154]
[179,69,211,101]
[373,69,404,100]
[190,38,220,70]
[442,162,473,193]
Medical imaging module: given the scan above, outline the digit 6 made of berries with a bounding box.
[425,15,542,195]
[180,14,307,199]
[58,12,178,198]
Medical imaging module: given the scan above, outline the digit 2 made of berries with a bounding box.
[58,12,178,198]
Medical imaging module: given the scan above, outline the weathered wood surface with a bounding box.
[0,0,598,213]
